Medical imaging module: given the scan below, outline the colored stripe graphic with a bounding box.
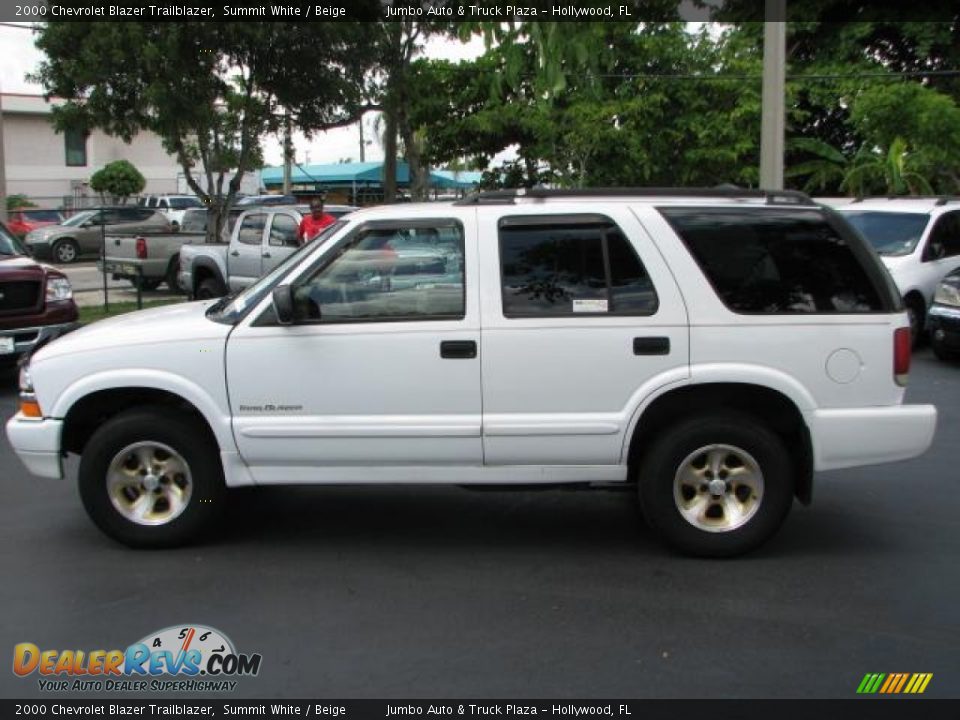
[857,673,932,694]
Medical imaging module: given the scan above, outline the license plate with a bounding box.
[0,337,14,355]
[103,262,138,275]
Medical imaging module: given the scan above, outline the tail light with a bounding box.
[894,327,911,386]
[135,237,148,259]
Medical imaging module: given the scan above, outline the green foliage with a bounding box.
[842,138,935,196]
[89,160,146,201]
[6,195,37,211]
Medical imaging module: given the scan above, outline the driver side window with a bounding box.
[291,222,465,323]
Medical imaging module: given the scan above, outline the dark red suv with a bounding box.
[0,220,79,368]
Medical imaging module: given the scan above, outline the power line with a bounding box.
[583,69,960,81]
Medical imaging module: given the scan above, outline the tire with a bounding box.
[931,335,960,363]
[637,412,794,557]
[165,256,182,293]
[52,238,80,264]
[906,295,925,347]
[130,275,162,291]
[78,408,225,548]
[196,277,226,300]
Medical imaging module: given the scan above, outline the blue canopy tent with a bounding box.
[259,161,482,204]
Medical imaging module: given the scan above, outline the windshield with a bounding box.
[0,223,23,255]
[841,211,929,256]
[168,197,202,209]
[206,220,348,324]
[61,210,98,227]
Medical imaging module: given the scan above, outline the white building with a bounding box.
[1,93,245,209]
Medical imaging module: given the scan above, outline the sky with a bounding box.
[0,23,488,168]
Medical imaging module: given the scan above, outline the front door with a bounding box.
[229,212,267,291]
[226,214,481,483]
[262,211,301,274]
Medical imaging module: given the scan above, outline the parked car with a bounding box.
[178,204,356,298]
[235,194,297,207]
[139,194,203,231]
[927,267,960,362]
[6,188,936,555]
[835,198,960,341]
[7,209,63,238]
[0,221,78,370]
[23,207,171,264]
[100,207,249,292]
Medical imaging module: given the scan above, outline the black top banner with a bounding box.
[1,0,959,22]
[2,700,960,720]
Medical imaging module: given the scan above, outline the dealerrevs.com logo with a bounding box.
[13,624,261,692]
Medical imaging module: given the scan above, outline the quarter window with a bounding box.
[660,208,887,313]
[499,216,658,317]
[291,223,465,323]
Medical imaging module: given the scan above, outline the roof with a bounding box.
[260,161,481,190]
[834,197,960,213]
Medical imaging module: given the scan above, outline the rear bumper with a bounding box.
[5,414,64,479]
[807,404,937,471]
[0,321,81,363]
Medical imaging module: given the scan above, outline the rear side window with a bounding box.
[499,216,658,317]
[660,208,888,313]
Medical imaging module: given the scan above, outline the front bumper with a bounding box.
[5,414,65,479]
[806,404,937,472]
[24,242,52,260]
[927,304,960,352]
[0,321,81,363]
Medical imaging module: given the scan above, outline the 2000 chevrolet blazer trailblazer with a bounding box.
[6,189,938,556]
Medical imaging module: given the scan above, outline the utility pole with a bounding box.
[760,0,786,190]
[282,111,293,196]
[359,114,366,163]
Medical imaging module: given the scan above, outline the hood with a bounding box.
[33,300,230,363]
[0,255,50,281]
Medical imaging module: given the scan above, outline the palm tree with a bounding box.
[842,137,934,196]
[785,138,847,193]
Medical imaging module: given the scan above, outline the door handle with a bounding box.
[440,340,477,359]
[633,337,670,355]
[230,250,240,257]
[262,252,271,258]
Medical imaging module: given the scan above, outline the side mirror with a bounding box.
[272,285,295,325]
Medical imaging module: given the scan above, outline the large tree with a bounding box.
[33,21,379,241]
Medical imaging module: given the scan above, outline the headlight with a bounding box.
[933,282,960,308]
[45,276,73,302]
[19,365,34,394]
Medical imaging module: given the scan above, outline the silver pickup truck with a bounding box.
[178,204,355,298]
[100,208,228,291]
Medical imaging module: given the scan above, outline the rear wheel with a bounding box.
[78,408,225,548]
[165,256,182,293]
[196,277,226,299]
[637,413,794,557]
[52,238,79,264]
[931,333,960,362]
[130,275,162,291]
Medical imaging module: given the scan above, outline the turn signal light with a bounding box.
[136,237,148,259]
[894,327,911,387]
[19,397,42,418]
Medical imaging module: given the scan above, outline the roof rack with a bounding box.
[850,195,960,205]
[453,187,816,206]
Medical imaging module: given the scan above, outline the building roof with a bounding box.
[260,161,482,190]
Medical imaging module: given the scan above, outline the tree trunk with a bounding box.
[383,92,398,203]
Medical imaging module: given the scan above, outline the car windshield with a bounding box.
[168,197,202,209]
[206,220,347,324]
[61,210,98,227]
[841,211,929,256]
[0,224,24,255]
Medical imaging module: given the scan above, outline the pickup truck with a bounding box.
[179,204,355,299]
[100,207,244,292]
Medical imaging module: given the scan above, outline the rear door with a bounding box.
[228,212,267,291]
[477,205,689,469]
[262,211,301,274]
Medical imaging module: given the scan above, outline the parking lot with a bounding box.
[0,349,957,699]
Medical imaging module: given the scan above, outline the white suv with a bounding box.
[6,189,937,556]
[835,198,960,340]
[139,194,204,231]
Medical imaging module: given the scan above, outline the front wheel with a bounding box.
[78,408,225,548]
[637,413,794,557]
[195,277,226,299]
